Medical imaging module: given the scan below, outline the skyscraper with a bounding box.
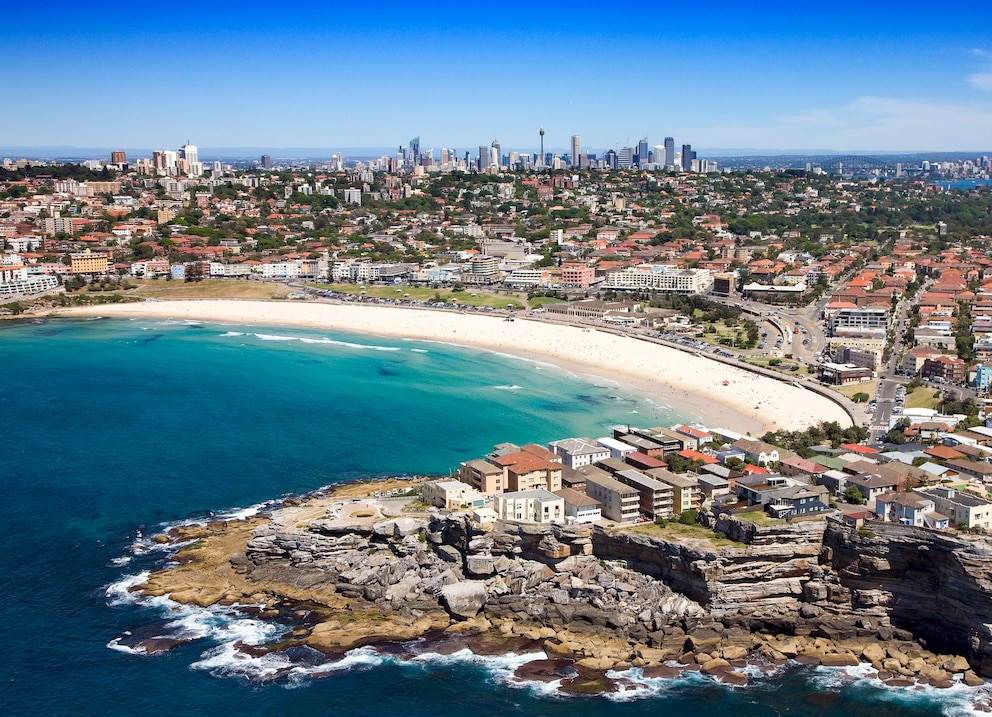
[618,147,633,169]
[111,149,126,165]
[409,137,420,165]
[260,154,272,170]
[681,144,693,172]
[637,138,649,168]
[538,127,545,167]
[570,135,581,168]
[491,139,501,169]
[478,146,489,171]
[180,143,201,177]
[664,137,675,169]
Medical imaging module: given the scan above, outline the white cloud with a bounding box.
[969,73,992,91]
[697,96,992,151]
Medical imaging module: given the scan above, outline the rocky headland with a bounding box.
[135,485,992,694]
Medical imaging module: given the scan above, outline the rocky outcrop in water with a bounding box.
[226,507,992,683]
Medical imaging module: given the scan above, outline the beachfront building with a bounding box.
[614,469,675,519]
[70,249,111,275]
[549,438,611,469]
[603,265,714,295]
[732,438,781,466]
[554,488,602,523]
[585,473,640,523]
[459,458,504,495]
[422,480,486,510]
[646,469,703,514]
[494,489,564,524]
[488,450,562,493]
[597,436,638,460]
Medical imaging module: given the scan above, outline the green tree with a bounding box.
[844,485,865,505]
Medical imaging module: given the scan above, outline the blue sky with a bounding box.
[5,1,992,153]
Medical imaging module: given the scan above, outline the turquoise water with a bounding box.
[0,316,985,716]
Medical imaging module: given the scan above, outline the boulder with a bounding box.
[943,655,971,673]
[440,582,489,619]
[465,555,496,576]
[373,518,426,538]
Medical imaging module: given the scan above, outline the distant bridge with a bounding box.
[819,155,898,176]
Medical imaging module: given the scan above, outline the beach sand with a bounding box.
[54,299,854,435]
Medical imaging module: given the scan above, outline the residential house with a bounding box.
[875,491,948,529]
[554,488,602,524]
[733,438,781,465]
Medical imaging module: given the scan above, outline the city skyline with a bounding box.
[4,0,992,152]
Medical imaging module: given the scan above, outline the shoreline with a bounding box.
[49,299,852,435]
[118,476,990,698]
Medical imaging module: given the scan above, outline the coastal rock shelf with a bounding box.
[135,489,992,689]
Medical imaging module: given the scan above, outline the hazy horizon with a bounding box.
[3,1,991,153]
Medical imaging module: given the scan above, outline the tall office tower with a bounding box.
[478,146,488,171]
[162,150,178,174]
[618,147,633,169]
[681,144,693,171]
[570,135,581,167]
[440,148,450,166]
[604,149,618,169]
[180,143,201,176]
[111,149,126,165]
[180,143,198,166]
[260,154,272,170]
[664,137,675,169]
[211,161,222,174]
[491,139,501,169]
[637,137,649,167]
[409,137,420,165]
[539,127,545,167]
[153,150,166,172]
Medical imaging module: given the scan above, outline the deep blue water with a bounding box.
[0,317,985,716]
[931,179,992,190]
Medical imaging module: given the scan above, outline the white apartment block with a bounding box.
[604,266,713,295]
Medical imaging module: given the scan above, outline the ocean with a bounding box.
[0,316,984,716]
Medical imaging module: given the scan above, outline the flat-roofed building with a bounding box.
[919,486,992,530]
[494,489,564,524]
[646,469,702,513]
[422,479,486,510]
[597,436,638,460]
[585,473,640,523]
[615,469,675,518]
[615,433,667,458]
[459,458,504,495]
[70,249,110,275]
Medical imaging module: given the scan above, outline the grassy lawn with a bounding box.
[313,283,528,310]
[527,295,568,309]
[98,279,296,300]
[835,380,878,399]
[625,520,744,548]
[734,510,781,525]
[905,386,940,410]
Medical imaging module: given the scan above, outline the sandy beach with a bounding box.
[53,299,854,435]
